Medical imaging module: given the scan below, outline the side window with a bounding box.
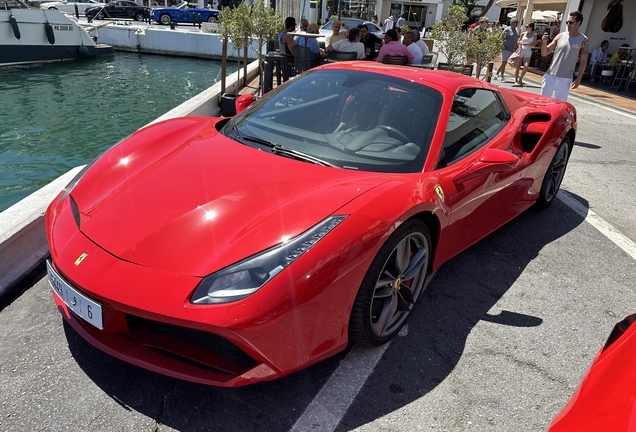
[438,88,508,168]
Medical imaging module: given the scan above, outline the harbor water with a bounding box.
[0,52,238,212]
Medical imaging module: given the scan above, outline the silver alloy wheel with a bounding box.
[207,15,217,23]
[536,136,571,208]
[369,231,428,338]
[543,142,569,202]
[160,13,171,25]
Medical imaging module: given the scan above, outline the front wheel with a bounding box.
[160,13,171,25]
[95,11,104,19]
[536,136,571,208]
[349,219,431,346]
[134,12,145,21]
[207,15,217,23]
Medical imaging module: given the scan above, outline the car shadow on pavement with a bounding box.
[574,141,602,150]
[62,193,588,432]
[63,301,350,431]
[335,194,587,431]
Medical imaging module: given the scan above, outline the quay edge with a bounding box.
[0,60,260,297]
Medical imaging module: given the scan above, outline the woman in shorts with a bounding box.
[515,22,536,86]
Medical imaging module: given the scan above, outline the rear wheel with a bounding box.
[536,136,571,208]
[349,219,431,346]
[95,11,104,19]
[134,11,145,21]
[160,13,171,25]
[207,15,217,23]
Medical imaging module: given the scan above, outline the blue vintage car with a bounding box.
[152,2,219,25]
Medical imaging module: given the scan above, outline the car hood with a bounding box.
[71,117,388,276]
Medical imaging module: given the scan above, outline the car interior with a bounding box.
[229,70,443,173]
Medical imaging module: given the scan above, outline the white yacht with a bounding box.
[0,8,113,66]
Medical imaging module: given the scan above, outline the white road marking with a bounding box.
[290,279,432,432]
[289,344,390,432]
[558,190,636,260]
[570,94,636,120]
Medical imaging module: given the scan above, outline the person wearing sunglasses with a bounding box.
[539,11,589,101]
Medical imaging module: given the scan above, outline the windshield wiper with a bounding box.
[242,135,337,168]
[226,120,242,140]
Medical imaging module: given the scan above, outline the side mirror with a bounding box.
[235,94,255,115]
[453,149,519,183]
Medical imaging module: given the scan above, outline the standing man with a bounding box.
[396,14,405,28]
[470,17,490,79]
[375,29,414,64]
[540,11,588,101]
[495,18,519,82]
[358,24,382,60]
[402,31,422,65]
[383,15,394,31]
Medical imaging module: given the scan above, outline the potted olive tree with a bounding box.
[248,0,280,96]
[467,24,504,80]
[218,4,252,115]
[429,5,470,71]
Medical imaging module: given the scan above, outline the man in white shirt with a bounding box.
[402,31,422,65]
[383,15,394,31]
[412,30,430,56]
[327,28,366,59]
[589,40,609,81]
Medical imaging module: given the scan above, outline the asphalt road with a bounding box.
[1,78,635,432]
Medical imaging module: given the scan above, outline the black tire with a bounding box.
[95,11,104,19]
[207,15,217,23]
[160,13,171,25]
[536,136,571,208]
[349,219,431,346]
[134,12,145,21]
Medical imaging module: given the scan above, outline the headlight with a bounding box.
[190,215,347,305]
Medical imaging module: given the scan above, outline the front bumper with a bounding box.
[47,197,388,386]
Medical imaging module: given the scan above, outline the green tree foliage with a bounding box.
[429,5,469,69]
[249,0,280,61]
[453,0,478,26]
[219,1,280,91]
[218,3,252,58]
[467,27,504,78]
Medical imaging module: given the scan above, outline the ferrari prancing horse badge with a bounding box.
[435,185,445,203]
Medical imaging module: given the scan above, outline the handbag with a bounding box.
[507,47,521,66]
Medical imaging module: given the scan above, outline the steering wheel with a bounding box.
[376,125,410,143]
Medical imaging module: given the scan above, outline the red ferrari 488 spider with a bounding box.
[46,63,576,386]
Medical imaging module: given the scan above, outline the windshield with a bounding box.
[222,69,443,173]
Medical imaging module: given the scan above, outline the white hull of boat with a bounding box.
[0,9,113,66]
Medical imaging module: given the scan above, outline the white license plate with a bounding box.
[46,260,103,330]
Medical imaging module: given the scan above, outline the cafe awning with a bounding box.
[507,9,560,21]
[496,0,566,12]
